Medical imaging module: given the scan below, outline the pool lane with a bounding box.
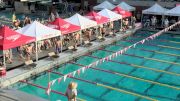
[19,32,180,101]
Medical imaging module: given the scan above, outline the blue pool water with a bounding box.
[16,31,180,101]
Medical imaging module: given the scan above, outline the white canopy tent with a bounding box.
[165,6,180,16]
[142,3,168,15]
[65,13,97,30]
[17,21,61,61]
[17,21,61,41]
[93,1,115,10]
[98,9,122,21]
[117,2,135,11]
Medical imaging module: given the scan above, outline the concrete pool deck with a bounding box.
[0,27,141,88]
[0,89,48,101]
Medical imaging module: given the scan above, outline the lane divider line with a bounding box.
[19,80,86,101]
[50,71,158,101]
[114,44,180,57]
[85,55,180,90]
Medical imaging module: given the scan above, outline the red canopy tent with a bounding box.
[0,26,35,50]
[112,6,132,18]
[48,18,81,35]
[85,11,110,24]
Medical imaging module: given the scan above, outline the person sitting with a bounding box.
[65,82,78,101]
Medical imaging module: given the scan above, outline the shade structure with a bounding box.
[48,18,81,35]
[17,21,61,41]
[117,2,135,11]
[112,6,132,18]
[85,11,110,24]
[98,9,122,21]
[165,6,180,16]
[142,3,168,15]
[0,26,35,50]
[93,1,115,10]
[65,13,97,30]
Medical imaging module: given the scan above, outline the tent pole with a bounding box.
[60,36,63,53]
[141,14,143,23]
[80,30,82,46]
[162,15,165,27]
[35,41,38,62]
[3,50,6,67]
[10,49,12,60]
[121,19,122,31]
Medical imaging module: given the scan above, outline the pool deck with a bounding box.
[0,27,141,88]
[0,89,47,101]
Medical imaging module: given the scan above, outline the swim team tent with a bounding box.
[16,21,61,41]
[85,11,110,24]
[93,0,115,10]
[142,3,168,15]
[165,6,180,16]
[98,9,122,21]
[112,6,132,18]
[16,21,61,61]
[117,2,135,12]
[65,13,97,30]
[0,26,35,50]
[48,18,81,35]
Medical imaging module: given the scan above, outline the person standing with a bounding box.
[132,16,136,28]
[164,18,169,28]
[65,82,78,101]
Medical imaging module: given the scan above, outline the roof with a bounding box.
[0,26,35,50]
[48,18,81,35]
[65,13,97,30]
[142,3,168,15]
[16,21,61,41]
[117,2,135,11]
[165,6,180,16]
[98,9,122,21]
[112,6,132,18]
[85,11,110,24]
[93,1,115,10]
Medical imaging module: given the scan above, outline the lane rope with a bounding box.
[132,35,180,44]
[50,71,158,101]
[99,49,180,76]
[114,44,180,57]
[85,55,180,90]
[19,80,86,101]
[100,48,180,66]
[123,40,180,50]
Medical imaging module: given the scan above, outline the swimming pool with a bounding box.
[17,31,180,101]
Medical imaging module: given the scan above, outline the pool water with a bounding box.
[18,31,180,101]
